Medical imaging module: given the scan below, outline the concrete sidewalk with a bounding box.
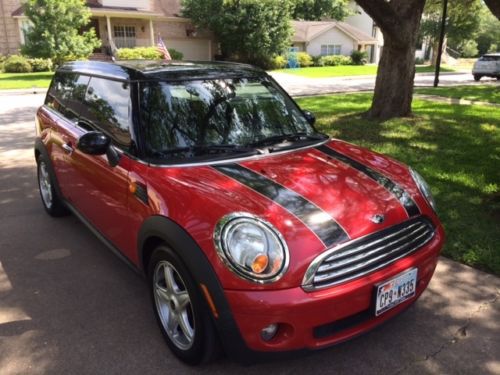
[0,93,499,375]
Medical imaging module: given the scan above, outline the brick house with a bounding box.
[0,0,216,60]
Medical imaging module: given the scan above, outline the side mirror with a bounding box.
[77,131,110,155]
[303,110,316,126]
[77,131,121,167]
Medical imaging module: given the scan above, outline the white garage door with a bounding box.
[167,39,211,61]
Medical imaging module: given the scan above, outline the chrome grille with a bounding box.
[302,217,436,291]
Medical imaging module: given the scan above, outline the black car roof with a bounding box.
[57,60,266,81]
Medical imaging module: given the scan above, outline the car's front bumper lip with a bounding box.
[224,225,444,352]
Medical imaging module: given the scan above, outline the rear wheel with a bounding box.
[473,74,482,81]
[37,155,69,217]
[148,245,220,365]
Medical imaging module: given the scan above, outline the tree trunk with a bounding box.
[368,39,417,119]
[356,0,426,120]
[483,0,500,19]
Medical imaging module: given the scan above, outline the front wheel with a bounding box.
[37,155,69,217]
[473,74,482,81]
[148,246,220,365]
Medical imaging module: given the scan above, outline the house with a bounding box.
[0,0,216,61]
[291,1,384,64]
[291,20,379,62]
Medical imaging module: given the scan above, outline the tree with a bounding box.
[292,0,351,21]
[421,0,482,62]
[355,0,426,120]
[21,0,101,66]
[483,0,500,19]
[475,7,500,55]
[182,0,293,66]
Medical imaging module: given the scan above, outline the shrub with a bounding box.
[297,52,313,67]
[312,55,324,67]
[415,57,425,65]
[116,47,183,60]
[3,55,32,73]
[461,40,478,58]
[351,50,368,65]
[270,55,287,69]
[27,58,53,72]
[319,55,352,66]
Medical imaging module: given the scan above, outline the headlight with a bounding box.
[214,213,289,283]
[409,168,437,211]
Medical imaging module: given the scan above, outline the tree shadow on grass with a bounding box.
[297,94,500,275]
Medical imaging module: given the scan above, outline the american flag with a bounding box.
[157,36,172,60]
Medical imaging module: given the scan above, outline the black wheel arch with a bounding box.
[34,138,65,201]
[137,215,255,363]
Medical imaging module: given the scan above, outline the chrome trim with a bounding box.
[213,212,290,284]
[322,221,421,263]
[143,139,330,169]
[313,229,431,282]
[409,167,436,212]
[317,225,430,273]
[302,218,435,291]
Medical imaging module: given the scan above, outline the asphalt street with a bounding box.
[0,92,499,375]
[269,71,498,96]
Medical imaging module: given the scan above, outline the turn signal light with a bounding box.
[251,254,269,274]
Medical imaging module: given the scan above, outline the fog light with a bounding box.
[261,323,279,341]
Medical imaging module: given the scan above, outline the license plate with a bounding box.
[375,268,418,316]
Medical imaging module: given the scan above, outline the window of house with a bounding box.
[320,45,342,56]
[19,20,32,44]
[113,25,136,48]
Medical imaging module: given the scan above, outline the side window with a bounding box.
[82,77,132,149]
[45,73,90,122]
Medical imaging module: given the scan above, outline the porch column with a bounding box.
[149,18,155,46]
[106,15,113,48]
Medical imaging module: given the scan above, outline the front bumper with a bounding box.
[224,225,444,353]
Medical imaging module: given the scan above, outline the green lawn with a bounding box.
[416,85,500,104]
[274,65,455,78]
[296,93,500,276]
[0,72,53,90]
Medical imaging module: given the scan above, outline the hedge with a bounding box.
[3,55,32,73]
[116,47,183,61]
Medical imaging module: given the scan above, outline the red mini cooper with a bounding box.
[35,61,445,365]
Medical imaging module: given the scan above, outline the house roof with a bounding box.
[12,0,184,19]
[291,20,378,44]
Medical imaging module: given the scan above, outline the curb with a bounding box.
[0,88,47,95]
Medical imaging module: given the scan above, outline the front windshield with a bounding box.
[140,77,321,162]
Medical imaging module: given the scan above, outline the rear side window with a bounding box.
[46,73,90,121]
[81,77,132,149]
[479,55,500,61]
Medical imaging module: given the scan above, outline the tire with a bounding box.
[36,155,69,217]
[148,245,221,365]
[473,74,482,81]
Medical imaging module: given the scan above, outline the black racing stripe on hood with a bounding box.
[213,164,349,248]
[315,145,420,217]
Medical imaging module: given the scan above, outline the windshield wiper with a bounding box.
[152,144,260,158]
[248,132,328,148]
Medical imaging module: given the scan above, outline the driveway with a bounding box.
[0,93,499,375]
[269,71,497,96]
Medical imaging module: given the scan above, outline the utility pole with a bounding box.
[434,0,449,87]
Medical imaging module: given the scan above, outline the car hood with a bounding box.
[214,140,426,244]
[146,139,432,289]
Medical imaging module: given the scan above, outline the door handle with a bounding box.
[62,143,74,154]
